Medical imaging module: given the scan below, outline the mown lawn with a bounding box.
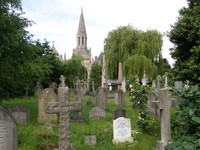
[2,94,160,150]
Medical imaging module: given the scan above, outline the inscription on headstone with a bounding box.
[112,117,133,145]
[0,106,18,150]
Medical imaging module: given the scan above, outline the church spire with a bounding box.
[76,8,87,49]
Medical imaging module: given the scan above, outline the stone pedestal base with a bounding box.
[152,141,165,150]
[112,137,134,145]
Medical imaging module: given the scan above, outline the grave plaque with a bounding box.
[0,106,18,150]
[85,135,97,145]
[112,117,133,144]
[8,105,30,125]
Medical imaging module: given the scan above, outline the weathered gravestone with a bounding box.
[8,105,30,125]
[49,82,58,94]
[174,81,183,90]
[34,81,42,98]
[152,80,156,88]
[147,92,160,119]
[95,87,107,111]
[37,88,58,123]
[71,79,84,122]
[46,75,81,150]
[112,117,133,145]
[112,109,126,120]
[151,88,178,150]
[0,106,18,150]
[89,107,106,120]
[85,135,97,146]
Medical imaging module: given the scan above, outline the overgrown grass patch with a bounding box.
[2,95,160,149]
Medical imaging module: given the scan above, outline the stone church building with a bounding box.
[73,9,92,77]
[51,9,93,78]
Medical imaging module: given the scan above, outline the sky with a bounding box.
[21,0,188,66]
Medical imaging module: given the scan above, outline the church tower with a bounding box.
[73,8,92,78]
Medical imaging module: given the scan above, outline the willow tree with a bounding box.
[104,25,163,80]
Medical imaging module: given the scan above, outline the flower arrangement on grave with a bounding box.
[129,81,157,133]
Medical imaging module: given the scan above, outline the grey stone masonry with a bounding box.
[85,135,97,145]
[0,106,18,150]
[8,105,30,125]
[151,87,178,150]
[46,75,81,150]
[95,87,107,111]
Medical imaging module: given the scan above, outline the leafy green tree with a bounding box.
[168,0,200,84]
[104,25,164,80]
[0,0,34,100]
[29,40,64,88]
[63,55,87,87]
[90,63,102,90]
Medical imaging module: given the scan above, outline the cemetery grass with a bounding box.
[2,96,160,150]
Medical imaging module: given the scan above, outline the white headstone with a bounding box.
[112,117,133,144]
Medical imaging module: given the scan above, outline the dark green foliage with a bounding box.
[89,63,102,90]
[168,0,200,84]
[165,136,200,150]
[0,0,35,100]
[167,85,200,149]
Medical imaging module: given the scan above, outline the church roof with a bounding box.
[77,8,87,36]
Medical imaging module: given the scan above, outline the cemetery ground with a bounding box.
[2,92,160,150]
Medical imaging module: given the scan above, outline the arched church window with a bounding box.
[82,37,84,45]
[78,37,80,45]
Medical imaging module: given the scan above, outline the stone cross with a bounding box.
[151,87,178,150]
[46,75,81,150]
